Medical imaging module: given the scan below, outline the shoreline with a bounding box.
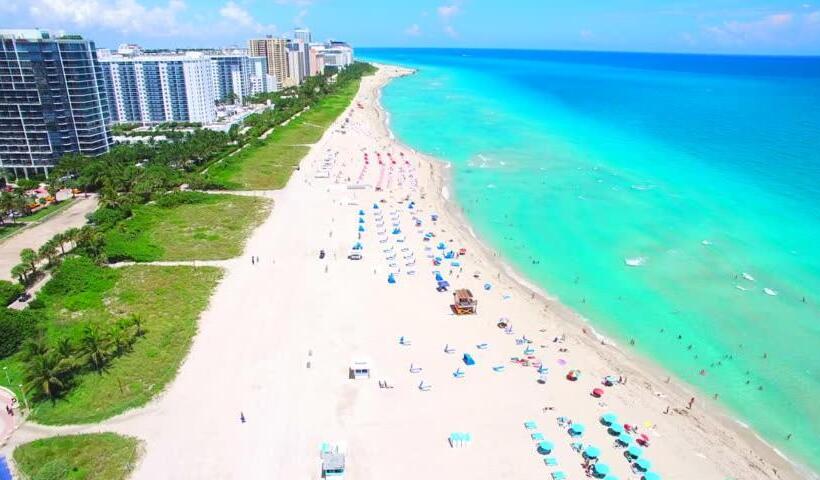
[369,62,812,480]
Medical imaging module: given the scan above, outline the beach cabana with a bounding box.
[537,441,554,454]
[352,242,363,250]
[635,458,652,471]
[452,289,477,315]
[600,413,617,426]
[358,225,365,232]
[569,424,585,437]
[593,463,610,478]
[349,358,372,379]
[583,446,600,459]
[358,209,365,215]
[626,445,643,459]
[358,217,365,223]
[608,423,624,436]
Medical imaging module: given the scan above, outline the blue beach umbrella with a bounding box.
[626,445,643,458]
[583,446,600,459]
[537,441,554,454]
[617,433,632,446]
[387,273,396,284]
[635,458,652,471]
[600,413,617,426]
[593,463,610,477]
[608,423,624,435]
[642,473,661,480]
[392,228,401,235]
[569,424,585,436]
[373,203,379,209]
[352,242,363,250]
[435,272,444,281]
[437,242,446,250]
[358,209,365,215]
[358,225,365,232]
[359,217,365,223]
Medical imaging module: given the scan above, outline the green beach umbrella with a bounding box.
[635,458,652,471]
[583,446,601,459]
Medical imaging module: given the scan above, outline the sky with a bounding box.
[1,0,819,55]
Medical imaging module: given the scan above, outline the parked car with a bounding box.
[17,293,31,303]
[347,253,362,261]
[319,249,326,259]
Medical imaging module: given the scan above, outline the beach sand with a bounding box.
[6,65,809,480]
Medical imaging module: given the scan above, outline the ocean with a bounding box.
[359,48,820,474]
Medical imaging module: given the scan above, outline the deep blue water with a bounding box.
[359,48,820,474]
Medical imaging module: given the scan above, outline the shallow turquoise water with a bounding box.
[361,49,820,474]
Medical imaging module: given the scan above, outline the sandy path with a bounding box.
[3,67,809,480]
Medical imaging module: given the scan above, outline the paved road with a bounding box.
[0,196,98,281]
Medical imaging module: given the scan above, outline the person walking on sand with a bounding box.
[240,412,246,423]
[688,397,695,409]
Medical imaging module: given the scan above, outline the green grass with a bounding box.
[206,78,362,190]
[20,198,77,223]
[14,433,141,480]
[105,192,270,262]
[16,258,222,424]
[0,222,25,240]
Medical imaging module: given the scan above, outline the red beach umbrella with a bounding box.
[592,388,605,398]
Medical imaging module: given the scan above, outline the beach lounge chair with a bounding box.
[409,363,422,373]
[524,421,537,430]
[531,432,544,441]
[492,365,505,372]
[570,442,584,452]
[418,380,431,391]
[476,343,489,350]
[544,457,558,467]
[453,368,465,378]
[399,336,411,346]
[551,471,566,480]
[444,344,456,354]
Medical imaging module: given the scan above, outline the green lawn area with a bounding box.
[20,197,77,223]
[0,223,25,241]
[105,192,270,262]
[14,433,141,480]
[0,257,223,424]
[206,78,362,190]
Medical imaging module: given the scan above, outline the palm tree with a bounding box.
[80,323,112,373]
[11,263,29,285]
[20,248,39,276]
[38,240,59,268]
[24,351,73,403]
[52,232,67,255]
[64,227,81,250]
[129,314,145,338]
[56,336,75,360]
[20,334,49,361]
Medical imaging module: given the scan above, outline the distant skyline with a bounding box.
[1,0,819,55]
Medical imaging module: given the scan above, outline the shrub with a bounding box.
[154,191,211,208]
[87,206,131,230]
[0,308,39,358]
[32,459,70,480]
[0,280,23,306]
[39,257,118,312]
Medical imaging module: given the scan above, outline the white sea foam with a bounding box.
[487,184,496,189]
[631,184,655,191]
[701,240,713,246]
[763,288,778,296]
[624,256,647,267]
[441,186,450,200]
[736,285,748,291]
[742,272,755,281]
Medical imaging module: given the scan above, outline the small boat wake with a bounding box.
[742,272,755,282]
[763,288,778,296]
[624,256,647,267]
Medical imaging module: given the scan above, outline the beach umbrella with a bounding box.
[373,203,379,209]
[358,225,365,232]
[569,424,585,436]
[435,273,444,281]
[358,209,365,215]
[537,441,554,454]
[437,242,446,250]
[392,228,401,235]
[353,242,363,250]
[583,446,600,459]
[616,433,632,446]
[626,445,643,458]
[359,217,365,223]
[387,273,396,284]
[593,463,610,477]
[592,387,605,397]
[635,458,652,471]
[608,423,624,435]
[604,476,620,480]
[600,413,617,426]
[642,473,661,480]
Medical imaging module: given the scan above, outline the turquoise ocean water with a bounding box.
[360,48,820,474]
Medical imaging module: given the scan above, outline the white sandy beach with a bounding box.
[5,65,809,480]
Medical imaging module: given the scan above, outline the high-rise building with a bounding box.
[210,54,276,103]
[248,37,289,90]
[309,44,326,76]
[293,28,312,44]
[0,29,112,177]
[286,42,305,87]
[100,53,216,125]
[322,41,355,69]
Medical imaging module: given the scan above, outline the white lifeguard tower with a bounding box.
[349,357,371,380]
